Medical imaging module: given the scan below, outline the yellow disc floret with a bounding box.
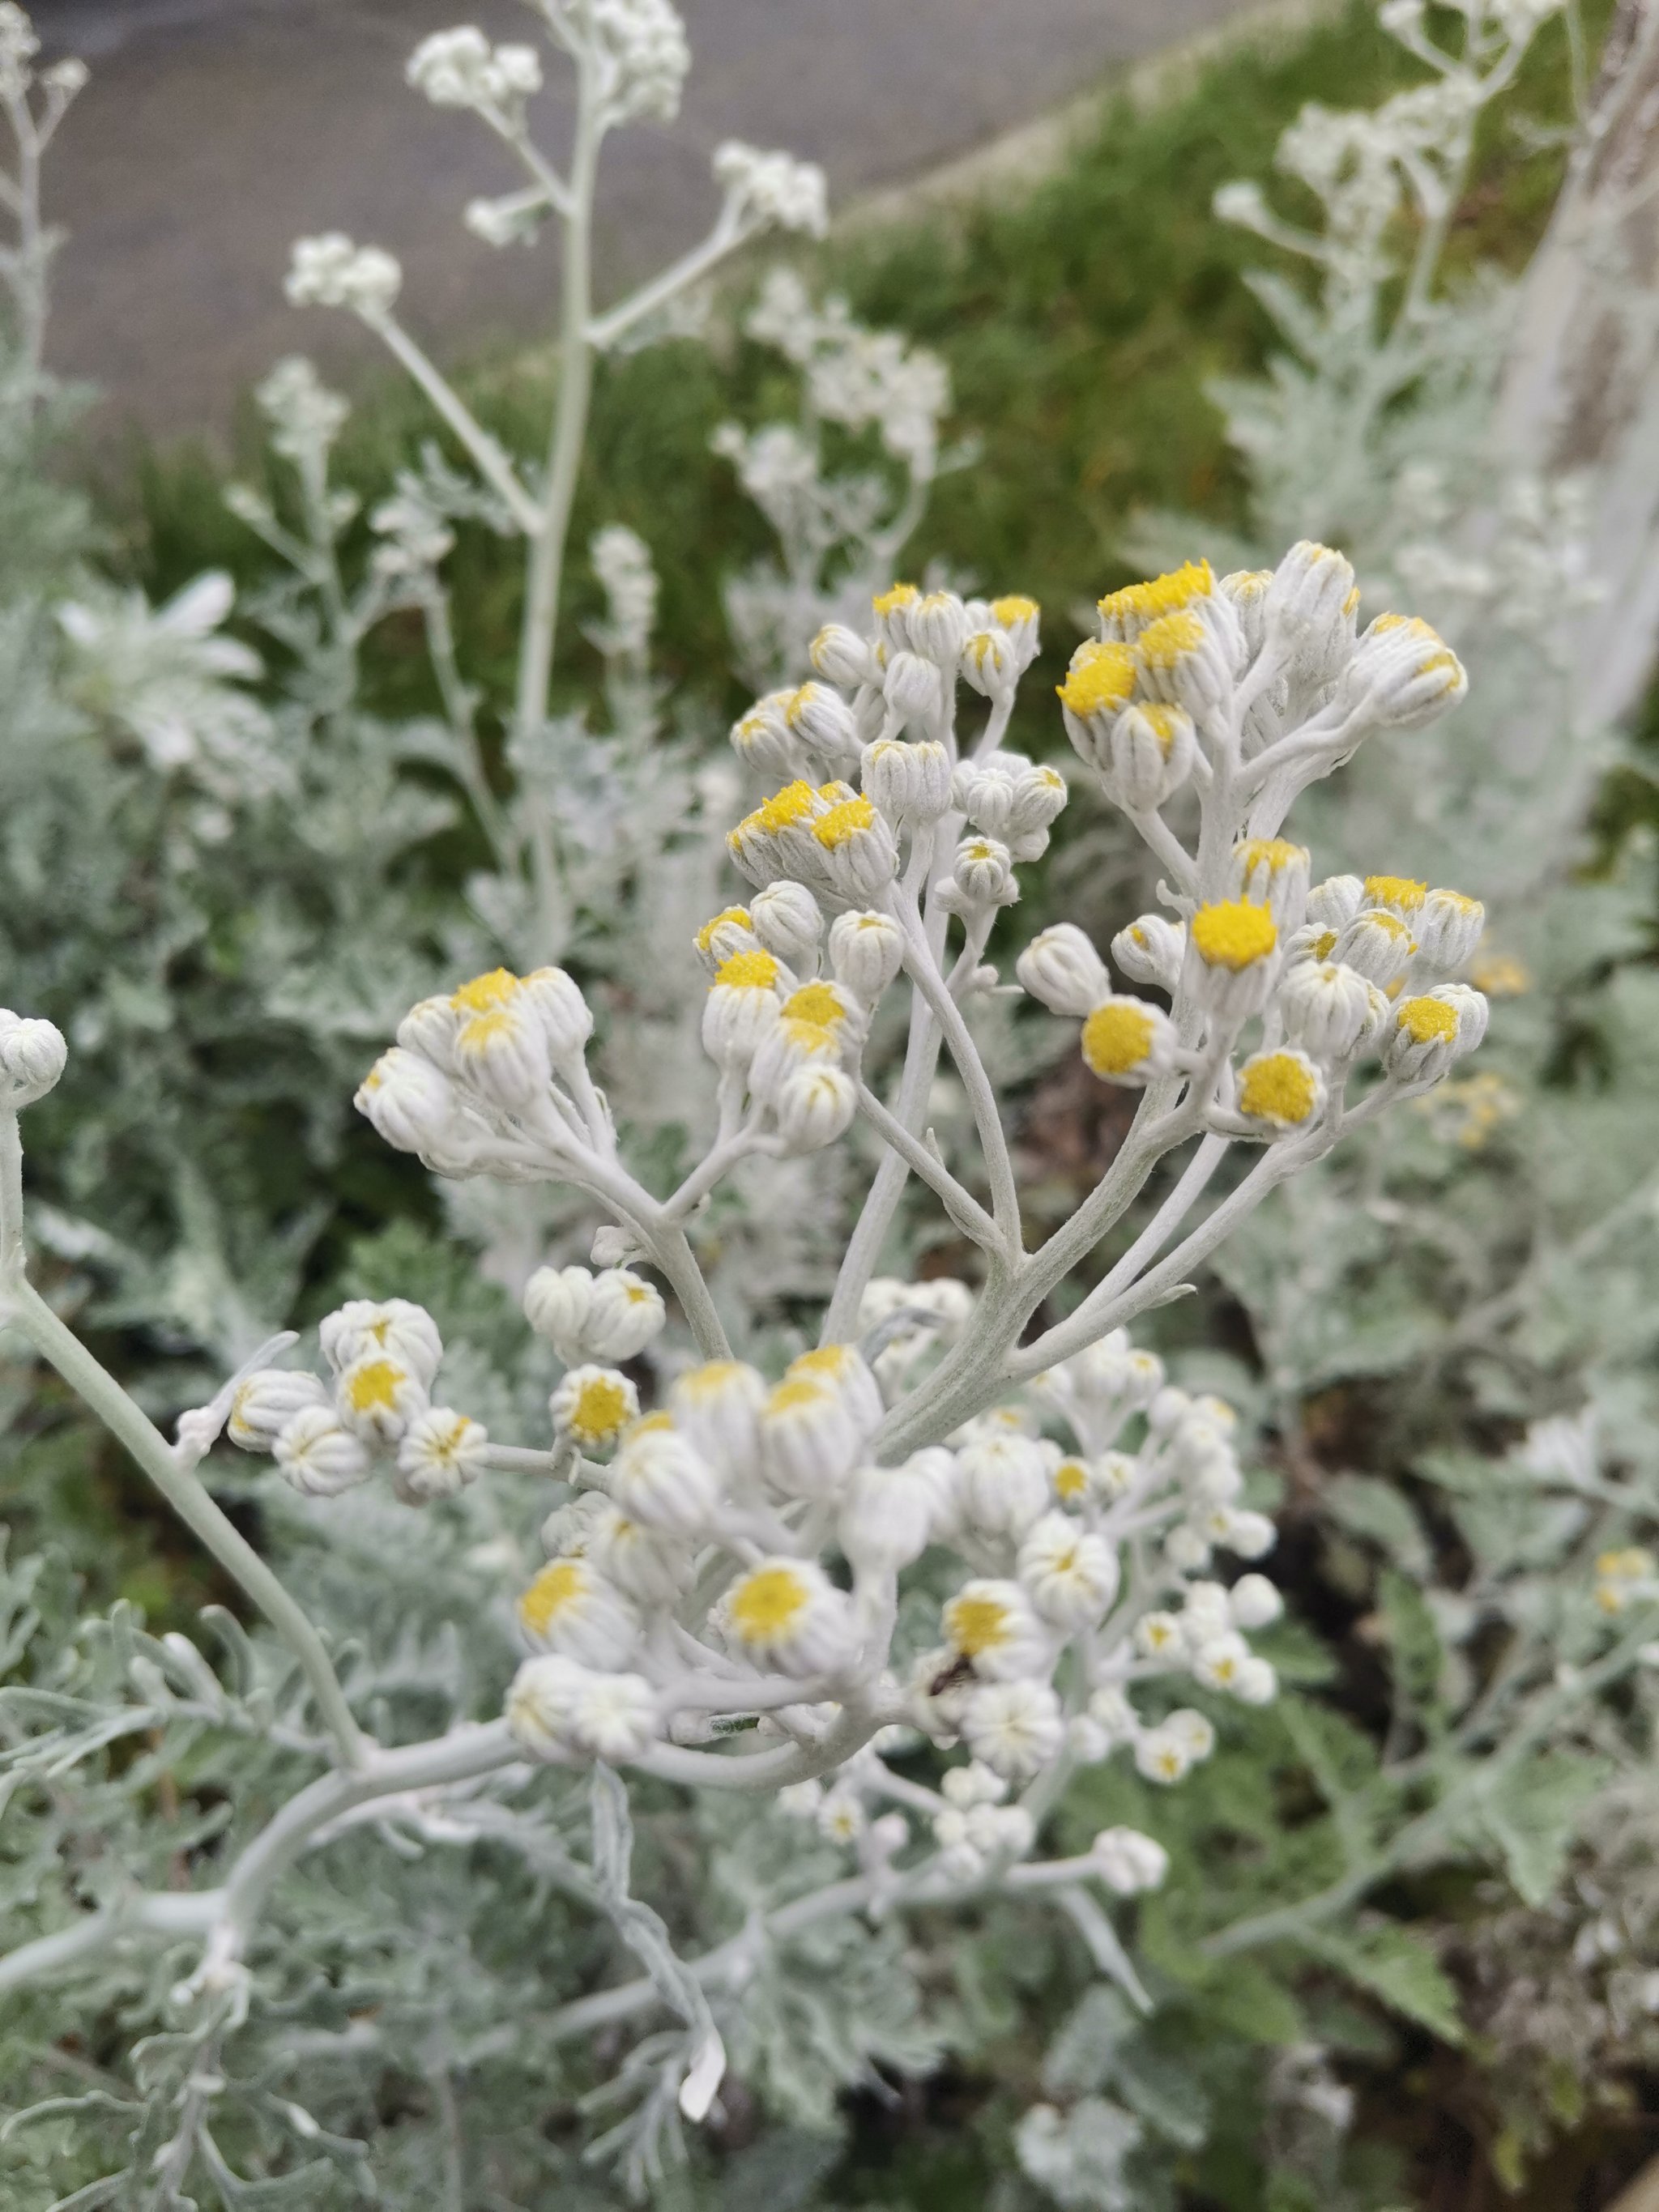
[1238,1053,1318,1125]
[519,1560,587,1637]
[1097,560,1213,630]
[783,983,846,1029]
[1053,1459,1090,1502]
[1395,996,1458,1045]
[730,1564,810,1642]
[754,780,818,834]
[344,1358,403,1415]
[452,967,521,1014]
[991,593,1039,626]
[1081,1001,1155,1077]
[1363,875,1427,914]
[813,795,878,850]
[1190,901,1277,970]
[714,949,781,991]
[1236,837,1304,876]
[569,1375,630,1444]
[696,906,751,956]
[1133,609,1206,670]
[944,1590,1012,1657]
[1057,640,1137,718]
[873,582,919,619]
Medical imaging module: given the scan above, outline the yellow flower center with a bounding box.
[1363,874,1427,914]
[451,968,520,1014]
[697,906,751,955]
[755,780,818,834]
[783,984,845,1029]
[1137,703,1185,755]
[714,949,780,992]
[1097,560,1213,629]
[1081,1001,1155,1077]
[457,1009,515,1054]
[872,582,919,618]
[1191,901,1277,970]
[1395,996,1458,1045]
[783,684,822,728]
[765,1377,830,1418]
[519,1560,586,1634]
[1239,1054,1318,1124]
[730,1566,809,1641]
[1134,609,1206,670]
[345,1359,402,1413]
[1057,640,1137,718]
[813,796,878,850]
[1053,1460,1090,1500]
[991,594,1039,625]
[570,1376,629,1442]
[676,1360,748,1403]
[945,1592,1011,1656]
[1235,837,1305,877]
[1311,930,1337,960]
[790,1345,854,1386]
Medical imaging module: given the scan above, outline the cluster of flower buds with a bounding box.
[285,234,403,320]
[406,25,542,116]
[1595,1547,1659,1616]
[227,1298,488,1505]
[713,141,830,239]
[1021,850,1491,1134]
[355,964,603,1178]
[584,0,691,126]
[690,889,901,1153]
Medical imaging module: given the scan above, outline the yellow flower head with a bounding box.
[991,593,1039,626]
[729,1563,810,1643]
[1363,874,1427,915]
[696,906,751,957]
[344,1358,403,1415]
[1238,1053,1318,1125]
[1057,640,1137,719]
[568,1374,630,1446]
[872,582,919,620]
[519,1559,588,1637]
[813,795,878,850]
[783,982,847,1029]
[1395,996,1458,1046]
[1097,560,1213,633]
[944,1589,1013,1658]
[1236,837,1305,877]
[451,967,521,1015]
[1081,1001,1155,1077]
[1190,901,1277,971]
[714,948,781,992]
[1134,609,1206,671]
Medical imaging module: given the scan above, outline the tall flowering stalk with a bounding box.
[0,531,1491,2184]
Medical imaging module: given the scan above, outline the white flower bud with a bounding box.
[730,693,798,779]
[1017,1512,1120,1629]
[957,1437,1052,1542]
[840,1463,935,1573]
[719,1557,856,1676]
[860,737,953,823]
[274,1406,373,1496]
[1230,837,1311,932]
[713,141,829,237]
[1111,913,1185,991]
[760,1375,863,1499]
[1234,1047,1325,1133]
[1341,612,1467,727]
[1213,1507,1277,1559]
[520,966,595,1065]
[518,1558,640,1669]
[608,1414,720,1535]
[507,1654,659,1766]
[961,626,1018,703]
[670,1360,766,1490]
[1091,1827,1169,1895]
[1333,907,1415,988]
[586,1270,666,1361]
[1263,539,1356,655]
[941,834,1017,912]
[1276,961,1380,1060]
[285,233,402,318]
[1228,1574,1282,1630]
[1232,1656,1278,1705]
[750,879,824,966]
[1218,568,1273,658]
[772,1064,857,1153]
[959,1680,1064,1779]
[335,1352,429,1447]
[1100,701,1198,812]
[524,1265,595,1357]
[1016,923,1111,1018]
[586,1502,692,1605]
[987,594,1041,667]
[940,1760,1009,1808]
[451,1001,551,1110]
[881,650,941,731]
[395,1409,489,1502]
[227,1368,330,1453]
[1306,874,1365,931]
[693,906,759,975]
[1434,981,1490,1051]
[0,1011,67,1107]
[907,590,969,668]
[1385,990,1482,1082]
[1004,761,1068,839]
[356,1049,463,1159]
[829,910,905,1002]
[549,1365,639,1451]
[319,1299,443,1384]
[702,948,783,1072]
[1413,889,1486,974]
[872,582,921,652]
[810,794,900,902]
[810,622,881,689]
[783,681,863,770]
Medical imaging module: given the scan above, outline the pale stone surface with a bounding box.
[31,0,1265,441]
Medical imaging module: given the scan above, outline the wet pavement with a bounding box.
[30,0,1266,444]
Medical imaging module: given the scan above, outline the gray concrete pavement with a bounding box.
[30,0,1265,445]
